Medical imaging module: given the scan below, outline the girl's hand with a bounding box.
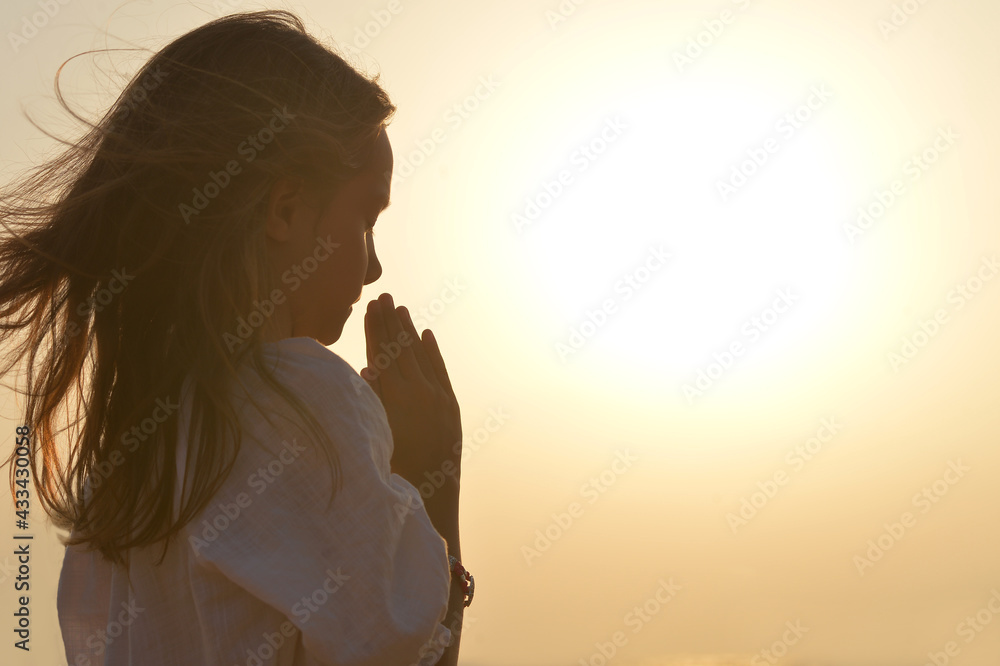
[360,293,462,492]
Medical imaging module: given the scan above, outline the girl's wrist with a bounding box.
[423,490,459,534]
[421,473,459,507]
[422,478,460,550]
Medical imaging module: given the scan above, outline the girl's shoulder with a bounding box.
[245,336,372,408]
[176,336,392,507]
[259,336,354,375]
[227,336,388,453]
[171,336,386,467]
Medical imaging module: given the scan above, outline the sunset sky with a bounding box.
[2,0,999,664]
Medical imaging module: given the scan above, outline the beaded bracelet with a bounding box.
[448,555,474,608]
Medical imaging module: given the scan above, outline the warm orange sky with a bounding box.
[2,1,999,665]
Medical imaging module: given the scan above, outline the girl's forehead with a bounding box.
[372,129,393,173]
[365,131,393,192]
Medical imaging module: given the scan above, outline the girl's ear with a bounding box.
[264,176,307,243]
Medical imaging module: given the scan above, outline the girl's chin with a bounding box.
[312,312,351,346]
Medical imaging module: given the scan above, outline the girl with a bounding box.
[0,10,470,665]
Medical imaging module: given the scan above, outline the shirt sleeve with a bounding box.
[183,350,453,666]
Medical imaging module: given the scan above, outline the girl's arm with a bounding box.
[424,477,463,666]
[361,294,467,665]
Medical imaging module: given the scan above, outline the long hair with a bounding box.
[0,10,395,568]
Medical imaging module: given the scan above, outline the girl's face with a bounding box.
[263,129,392,346]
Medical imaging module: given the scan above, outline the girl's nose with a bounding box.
[364,255,382,285]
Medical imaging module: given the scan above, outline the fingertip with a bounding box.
[400,307,419,333]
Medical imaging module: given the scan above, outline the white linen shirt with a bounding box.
[57,336,453,666]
